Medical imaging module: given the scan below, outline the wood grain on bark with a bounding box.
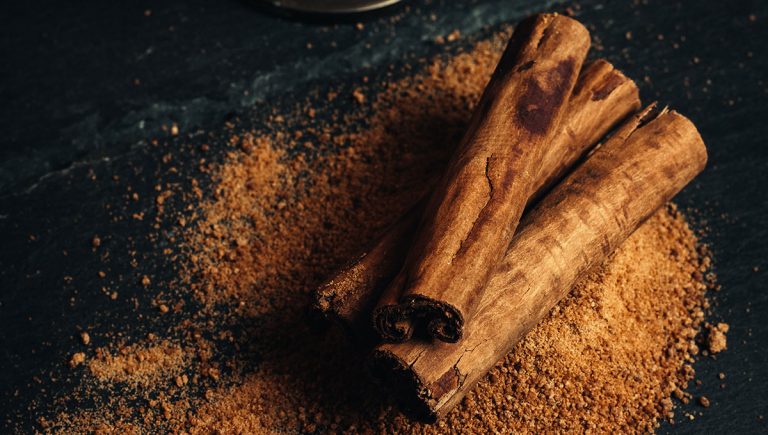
[313,59,640,345]
[373,13,592,342]
[370,106,708,420]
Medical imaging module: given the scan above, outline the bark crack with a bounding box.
[451,339,488,391]
[484,155,495,198]
[409,348,428,369]
[452,353,468,390]
[451,156,495,263]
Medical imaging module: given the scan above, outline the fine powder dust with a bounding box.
[87,341,186,388]
[44,32,722,433]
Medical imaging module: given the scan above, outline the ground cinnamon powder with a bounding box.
[88,341,186,388]
[42,32,723,433]
[187,207,711,434]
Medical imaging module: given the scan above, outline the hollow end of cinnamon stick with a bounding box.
[407,295,464,343]
[373,304,414,343]
[369,348,437,422]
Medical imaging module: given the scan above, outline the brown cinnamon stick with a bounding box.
[313,59,641,344]
[369,105,708,420]
[373,14,591,343]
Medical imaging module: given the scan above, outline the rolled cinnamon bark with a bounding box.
[369,106,708,420]
[313,59,641,345]
[373,14,591,343]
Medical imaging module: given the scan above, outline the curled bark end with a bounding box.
[373,304,414,343]
[407,295,464,343]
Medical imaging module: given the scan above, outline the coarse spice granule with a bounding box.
[41,31,724,433]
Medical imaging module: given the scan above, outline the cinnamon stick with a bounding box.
[313,59,641,344]
[373,14,591,343]
[369,106,708,420]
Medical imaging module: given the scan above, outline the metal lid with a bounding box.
[267,0,402,13]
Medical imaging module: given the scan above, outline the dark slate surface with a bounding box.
[1,0,766,432]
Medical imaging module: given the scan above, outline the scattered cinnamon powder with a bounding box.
[179,207,712,434]
[42,31,722,433]
[88,341,185,387]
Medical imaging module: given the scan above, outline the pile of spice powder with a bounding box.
[42,31,724,433]
[87,341,186,388]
